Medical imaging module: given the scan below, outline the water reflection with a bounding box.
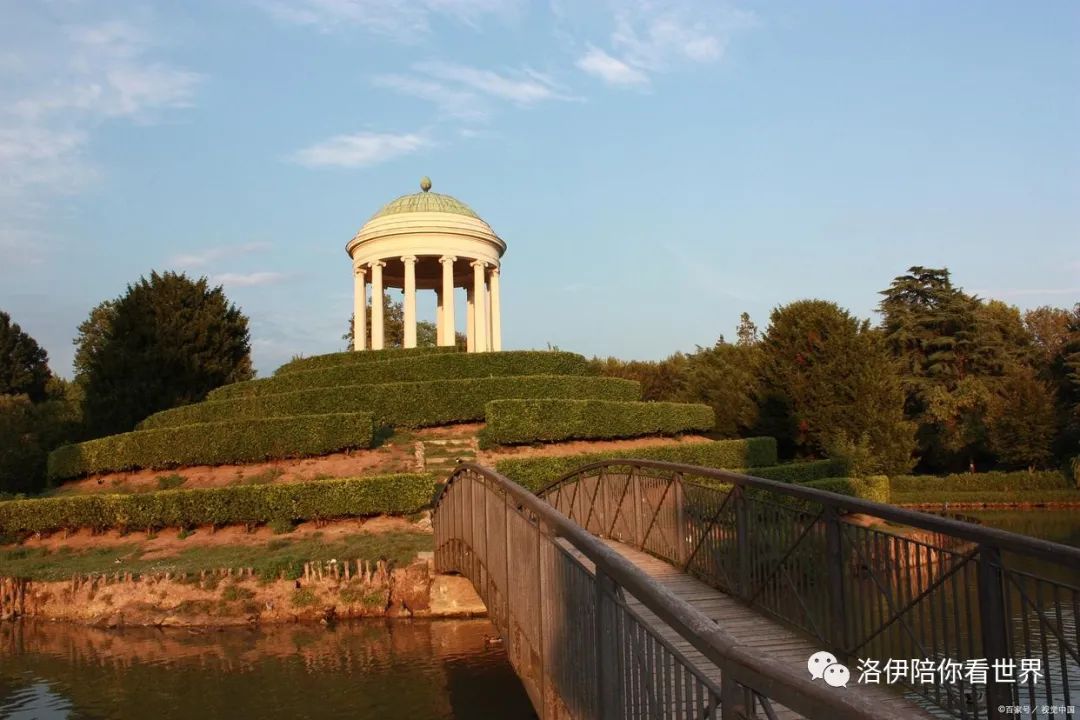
[0,618,536,719]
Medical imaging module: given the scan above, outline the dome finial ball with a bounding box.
[420,176,432,192]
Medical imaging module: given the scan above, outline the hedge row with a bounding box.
[801,476,890,504]
[890,471,1072,493]
[274,346,458,376]
[890,489,1080,505]
[481,399,715,448]
[141,376,642,431]
[495,438,779,492]
[0,473,435,535]
[749,459,846,485]
[210,351,595,400]
[48,413,375,481]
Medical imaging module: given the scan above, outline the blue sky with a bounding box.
[1,1,1077,377]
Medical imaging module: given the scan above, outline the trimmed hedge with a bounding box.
[801,476,890,504]
[749,459,846,485]
[47,413,375,481]
[495,437,779,492]
[275,346,458,375]
[890,489,1080,505]
[141,376,642,431]
[210,351,595,400]
[890,471,1071,494]
[0,473,435,535]
[481,399,715,447]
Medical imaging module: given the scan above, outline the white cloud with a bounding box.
[257,0,521,39]
[576,1,753,87]
[576,47,648,87]
[372,73,489,121]
[169,242,271,269]
[291,131,430,168]
[211,272,288,287]
[0,13,200,260]
[414,61,571,105]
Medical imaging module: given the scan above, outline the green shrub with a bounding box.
[47,413,375,481]
[495,437,778,492]
[889,471,1070,494]
[0,473,435,535]
[210,351,595,400]
[889,489,1080,505]
[141,376,641,430]
[801,476,890,504]
[275,346,458,375]
[155,474,186,491]
[748,459,846,484]
[481,399,714,447]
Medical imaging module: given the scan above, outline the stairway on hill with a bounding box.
[415,436,478,476]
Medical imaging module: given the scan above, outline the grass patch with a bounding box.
[221,584,256,602]
[156,474,187,491]
[292,587,319,607]
[0,531,433,582]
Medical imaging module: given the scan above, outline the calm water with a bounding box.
[0,618,536,719]
[963,508,1080,548]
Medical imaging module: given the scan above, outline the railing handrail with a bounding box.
[437,462,913,719]
[541,458,1080,568]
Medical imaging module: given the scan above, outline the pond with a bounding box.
[0,618,536,719]
[963,508,1080,548]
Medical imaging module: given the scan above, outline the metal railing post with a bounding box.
[824,505,848,650]
[674,474,687,565]
[977,544,1012,720]
[734,485,750,598]
[595,568,624,720]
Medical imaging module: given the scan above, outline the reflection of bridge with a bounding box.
[433,461,1080,720]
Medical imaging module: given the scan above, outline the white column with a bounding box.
[466,286,475,352]
[490,265,502,352]
[370,260,385,350]
[402,255,417,349]
[439,256,456,347]
[471,260,488,352]
[435,288,444,346]
[353,265,367,351]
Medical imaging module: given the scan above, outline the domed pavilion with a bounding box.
[346,177,505,353]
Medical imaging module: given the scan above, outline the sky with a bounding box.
[1,1,1077,378]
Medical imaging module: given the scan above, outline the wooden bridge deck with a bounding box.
[575,539,937,719]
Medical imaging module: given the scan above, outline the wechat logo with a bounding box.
[808,651,850,688]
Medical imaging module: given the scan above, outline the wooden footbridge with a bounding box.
[432,461,1080,720]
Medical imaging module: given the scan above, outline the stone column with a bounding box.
[370,260,385,350]
[471,260,488,352]
[435,288,444,346]
[439,256,457,346]
[489,265,502,351]
[402,255,417,349]
[353,265,367,351]
[465,286,475,352]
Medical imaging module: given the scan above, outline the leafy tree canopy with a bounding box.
[78,272,253,436]
[0,311,51,402]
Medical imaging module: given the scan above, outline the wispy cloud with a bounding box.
[169,242,271,269]
[575,1,753,87]
[0,12,200,260]
[290,131,430,168]
[256,0,521,40]
[372,61,575,127]
[576,47,648,87]
[212,271,288,287]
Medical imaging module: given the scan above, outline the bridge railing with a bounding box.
[540,459,1080,720]
[434,462,909,720]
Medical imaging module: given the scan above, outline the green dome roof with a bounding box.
[368,178,481,221]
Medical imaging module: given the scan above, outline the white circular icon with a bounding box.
[823,663,850,688]
[807,651,837,680]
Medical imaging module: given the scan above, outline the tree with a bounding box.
[878,267,1034,470]
[0,311,51,402]
[758,300,915,473]
[592,354,689,402]
[0,383,80,495]
[344,296,463,349]
[73,300,117,382]
[987,366,1058,469]
[679,340,760,437]
[736,312,759,347]
[1024,306,1073,375]
[79,272,253,436]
